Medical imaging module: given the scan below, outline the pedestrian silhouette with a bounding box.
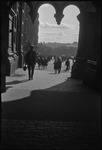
[54,56,62,74]
[65,59,70,71]
[25,45,36,80]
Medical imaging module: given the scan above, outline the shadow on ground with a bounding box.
[2,89,101,123]
[1,78,101,150]
[6,86,13,90]
[6,79,29,85]
[48,69,69,74]
[42,77,95,93]
[12,73,26,77]
[48,72,57,75]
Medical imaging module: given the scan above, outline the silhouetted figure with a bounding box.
[54,57,62,74]
[41,57,45,70]
[43,57,48,70]
[25,45,36,80]
[65,59,70,71]
[57,57,62,73]
[54,57,58,73]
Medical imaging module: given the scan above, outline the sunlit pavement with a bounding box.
[1,61,101,149]
[2,61,71,102]
[1,61,95,102]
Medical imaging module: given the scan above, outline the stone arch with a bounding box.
[31,1,95,24]
[38,3,56,12]
[7,1,96,24]
[62,4,80,45]
[37,3,56,19]
[28,1,59,24]
[62,4,80,24]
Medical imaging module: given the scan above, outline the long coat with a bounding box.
[25,50,36,66]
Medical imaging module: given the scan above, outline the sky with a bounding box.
[38,4,80,44]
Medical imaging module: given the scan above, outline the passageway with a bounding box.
[1,1,101,149]
[1,62,101,149]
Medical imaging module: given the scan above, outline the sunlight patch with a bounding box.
[1,89,31,102]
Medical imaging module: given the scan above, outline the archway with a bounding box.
[37,4,80,74]
[1,1,101,149]
[38,4,80,43]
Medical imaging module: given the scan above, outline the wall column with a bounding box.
[18,3,24,68]
[71,12,98,79]
[1,4,9,92]
[82,11,101,91]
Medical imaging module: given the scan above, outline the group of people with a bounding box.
[36,55,49,70]
[53,56,70,74]
[24,45,71,80]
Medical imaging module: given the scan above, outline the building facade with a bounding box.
[5,2,39,77]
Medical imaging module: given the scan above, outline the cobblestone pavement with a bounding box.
[1,119,101,150]
[1,62,101,149]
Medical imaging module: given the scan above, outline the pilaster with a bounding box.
[71,12,99,79]
[77,12,99,59]
[1,4,10,92]
[18,3,24,68]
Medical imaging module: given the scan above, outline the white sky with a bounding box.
[38,4,80,43]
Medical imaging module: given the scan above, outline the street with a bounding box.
[2,60,72,102]
[1,60,101,149]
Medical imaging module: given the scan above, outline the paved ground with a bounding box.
[1,61,101,149]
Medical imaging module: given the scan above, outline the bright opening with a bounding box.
[38,4,80,43]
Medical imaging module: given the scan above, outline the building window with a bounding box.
[8,15,13,54]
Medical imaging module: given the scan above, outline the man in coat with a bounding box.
[65,58,70,71]
[25,45,36,80]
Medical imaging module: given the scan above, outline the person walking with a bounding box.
[54,57,62,74]
[65,58,70,71]
[25,45,36,80]
[54,57,58,73]
[58,57,62,73]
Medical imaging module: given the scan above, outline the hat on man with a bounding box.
[30,45,34,49]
